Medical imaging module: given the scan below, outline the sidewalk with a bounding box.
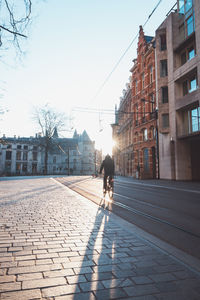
[0,177,200,300]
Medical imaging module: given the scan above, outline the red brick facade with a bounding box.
[112,26,158,179]
[130,26,158,179]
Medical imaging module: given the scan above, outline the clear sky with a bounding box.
[0,0,176,154]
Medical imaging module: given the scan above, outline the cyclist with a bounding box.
[99,154,115,195]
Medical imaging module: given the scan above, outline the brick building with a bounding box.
[130,26,158,179]
[112,26,158,179]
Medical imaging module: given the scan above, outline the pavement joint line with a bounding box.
[52,177,200,276]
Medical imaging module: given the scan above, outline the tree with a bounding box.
[32,104,67,175]
[0,0,33,54]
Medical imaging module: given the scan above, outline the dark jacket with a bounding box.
[100,155,115,176]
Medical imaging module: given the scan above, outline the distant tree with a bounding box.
[32,104,67,175]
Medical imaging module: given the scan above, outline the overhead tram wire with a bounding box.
[88,0,163,105]
[74,56,200,117]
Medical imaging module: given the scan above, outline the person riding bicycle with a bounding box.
[99,154,115,194]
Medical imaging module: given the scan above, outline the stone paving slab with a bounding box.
[0,177,200,300]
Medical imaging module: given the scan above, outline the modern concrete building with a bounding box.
[156,0,200,180]
[0,130,97,176]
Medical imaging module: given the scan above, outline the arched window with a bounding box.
[142,128,148,141]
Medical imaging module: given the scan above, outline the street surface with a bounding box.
[0,176,200,299]
[55,176,200,260]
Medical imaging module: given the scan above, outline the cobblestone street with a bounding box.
[0,177,200,299]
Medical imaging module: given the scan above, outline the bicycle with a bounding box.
[103,175,114,199]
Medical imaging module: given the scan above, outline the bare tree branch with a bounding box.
[0,25,27,38]
[0,0,33,54]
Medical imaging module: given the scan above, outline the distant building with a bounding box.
[0,130,97,176]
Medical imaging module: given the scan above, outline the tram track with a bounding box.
[55,176,200,259]
[55,177,200,239]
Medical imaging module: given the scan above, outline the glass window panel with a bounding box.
[189,77,197,93]
[187,16,194,36]
[160,60,168,77]
[188,47,195,60]
[23,152,28,160]
[191,108,198,132]
[160,34,167,51]
[185,0,193,12]
[162,114,169,128]
[179,0,184,14]
[6,151,12,160]
[161,86,168,103]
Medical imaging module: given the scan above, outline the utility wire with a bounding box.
[74,55,200,117]
[89,0,163,104]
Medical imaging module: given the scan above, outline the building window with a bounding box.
[7,145,11,149]
[136,104,139,125]
[142,73,145,89]
[150,94,155,112]
[142,101,146,122]
[5,162,11,173]
[24,145,28,150]
[188,46,195,60]
[53,156,56,163]
[183,75,197,96]
[32,152,37,161]
[161,86,168,103]
[149,66,153,83]
[160,34,167,51]
[32,163,37,174]
[179,0,184,14]
[22,163,27,173]
[160,60,168,77]
[6,151,12,160]
[16,151,21,160]
[143,128,148,141]
[189,76,197,93]
[23,152,28,161]
[16,163,21,174]
[135,79,138,94]
[143,148,149,171]
[185,0,193,12]
[150,127,156,139]
[17,145,22,150]
[187,15,194,36]
[33,146,37,151]
[162,114,169,128]
[179,0,193,14]
[189,107,200,133]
